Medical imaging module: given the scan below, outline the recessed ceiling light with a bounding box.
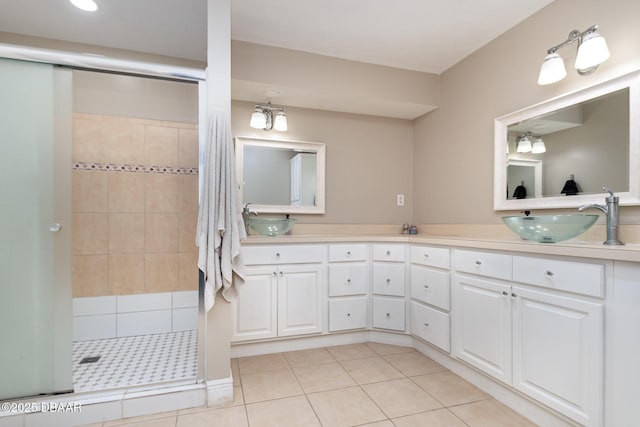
[70,0,98,12]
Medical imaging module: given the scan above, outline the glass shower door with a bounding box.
[0,58,73,400]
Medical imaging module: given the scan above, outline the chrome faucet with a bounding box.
[242,203,258,233]
[577,187,624,245]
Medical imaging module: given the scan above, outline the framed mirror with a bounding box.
[494,70,640,210]
[235,136,326,214]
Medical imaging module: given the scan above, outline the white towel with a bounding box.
[196,110,246,312]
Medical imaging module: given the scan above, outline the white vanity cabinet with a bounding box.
[452,249,605,427]
[328,244,368,332]
[410,245,451,352]
[233,245,324,342]
[371,244,406,331]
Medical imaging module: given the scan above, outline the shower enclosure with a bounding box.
[0,58,73,400]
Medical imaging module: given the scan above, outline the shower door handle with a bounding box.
[49,223,61,232]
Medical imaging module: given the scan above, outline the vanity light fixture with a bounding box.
[537,25,610,85]
[516,132,546,153]
[70,0,98,12]
[249,102,287,132]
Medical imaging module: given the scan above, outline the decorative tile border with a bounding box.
[73,162,198,175]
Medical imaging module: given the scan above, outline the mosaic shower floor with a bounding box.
[72,330,198,392]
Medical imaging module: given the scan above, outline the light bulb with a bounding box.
[70,0,98,11]
[249,108,266,129]
[538,52,567,85]
[532,137,546,154]
[575,31,610,70]
[273,111,288,132]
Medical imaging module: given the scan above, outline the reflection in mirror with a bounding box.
[235,137,326,214]
[494,71,640,210]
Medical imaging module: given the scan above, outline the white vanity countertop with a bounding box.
[242,234,640,263]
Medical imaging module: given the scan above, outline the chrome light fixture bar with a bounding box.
[249,102,287,131]
[538,25,610,85]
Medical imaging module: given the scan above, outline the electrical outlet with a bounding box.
[397,194,405,206]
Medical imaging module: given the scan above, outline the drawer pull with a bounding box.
[545,270,554,277]
[475,260,482,266]
[424,323,429,327]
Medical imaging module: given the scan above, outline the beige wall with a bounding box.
[413,0,640,225]
[232,100,415,224]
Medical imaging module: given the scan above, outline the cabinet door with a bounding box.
[372,263,406,296]
[453,274,512,384]
[411,301,450,353]
[278,265,323,337]
[512,287,603,426]
[232,266,277,342]
[329,297,367,331]
[411,265,450,310]
[329,263,368,296]
[372,296,405,331]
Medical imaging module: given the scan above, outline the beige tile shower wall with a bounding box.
[72,113,199,297]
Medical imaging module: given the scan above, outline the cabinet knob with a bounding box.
[386,250,391,255]
[424,323,429,327]
[386,278,391,284]
[347,313,351,317]
[386,313,390,317]
[279,271,284,276]
[272,272,277,277]
[346,251,351,256]
[502,291,509,296]
[545,270,554,277]
[276,252,281,258]
[424,253,429,258]
[424,284,429,289]
[49,222,62,232]
[511,292,517,298]
[475,260,482,266]
[347,279,351,284]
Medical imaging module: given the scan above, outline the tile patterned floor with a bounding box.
[73,331,198,392]
[83,342,539,426]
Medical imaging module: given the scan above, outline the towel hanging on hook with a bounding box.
[561,174,579,196]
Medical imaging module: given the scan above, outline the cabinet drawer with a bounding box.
[328,244,367,262]
[410,246,450,269]
[372,244,406,262]
[329,297,367,331]
[372,297,405,331]
[454,249,512,281]
[411,266,450,310]
[329,263,368,296]
[513,256,604,298]
[372,263,405,296]
[411,301,450,352]
[242,244,323,265]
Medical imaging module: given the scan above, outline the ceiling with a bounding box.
[0,0,554,118]
[0,0,553,74]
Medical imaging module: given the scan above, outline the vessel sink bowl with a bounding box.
[502,214,599,243]
[248,217,297,237]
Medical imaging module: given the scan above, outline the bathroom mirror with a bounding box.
[235,136,326,214]
[494,70,640,210]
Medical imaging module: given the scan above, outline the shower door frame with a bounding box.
[0,44,208,389]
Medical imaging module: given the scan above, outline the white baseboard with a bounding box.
[206,375,234,407]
